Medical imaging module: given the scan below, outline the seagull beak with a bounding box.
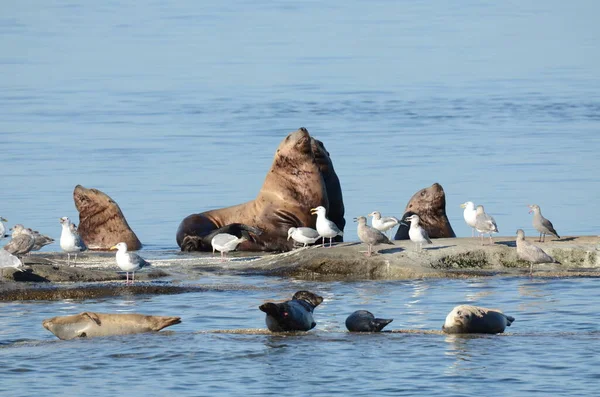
[310,208,317,214]
[110,245,118,250]
[353,217,358,222]
[0,217,6,222]
[460,203,466,208]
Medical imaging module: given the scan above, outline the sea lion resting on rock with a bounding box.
[42,312,181,340]
[442,305,514,334]
[259,290,324,332]
[394,183,456,240]
[73,185,142,250]
[177,128,345,252]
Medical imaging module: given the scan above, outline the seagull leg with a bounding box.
[329,238,333,248]
[539,233,543,243]
[489,234,493,245]
[125,272,129,284]
[132,272,135,284]
[73,253,78,267]
[472,228,475,238]
[67,253,70,266]
[221,251,225,262]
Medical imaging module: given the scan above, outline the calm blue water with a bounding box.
[1,0,600,395]
[1,276,600,396]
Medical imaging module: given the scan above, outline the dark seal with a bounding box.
[259,290,324,332]
[345,310,393,332]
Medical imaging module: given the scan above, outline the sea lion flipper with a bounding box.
[81,312,101,325]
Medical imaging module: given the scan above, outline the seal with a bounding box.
[394,183,456,240]
[177,128,341,252]
[73,185,142,250]
[259,290,324,332]
[42,312,181,340]
[442,305,515,334]
[311,138,345,242]
[345,310,393,332]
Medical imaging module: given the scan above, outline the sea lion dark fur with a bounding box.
[394,183,456,240]
[73,185,142,250]
[311,138,345,242]
[177,128,345,252]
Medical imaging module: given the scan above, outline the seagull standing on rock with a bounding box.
[355,216,394,256]
[3,224,35,257]
[528,204,560,242]
[310,206,343,247]
[211,233,247,261]
[29,228,55,252]
[460,202,477,237]
[404,214,432,252]
[474,205,498,245]
[287,227,320,248]
[368,211,400,237]
[515,229,560,274]
[110,242,150,284]
[59,217,86,266]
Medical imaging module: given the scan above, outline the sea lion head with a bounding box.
[310,137,331,172]
[406,183,446,214]
[292,290,324,308]
[274,128,313,165]
[72,185,141,250]
[42,312,101,340]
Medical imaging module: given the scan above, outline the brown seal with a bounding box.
[177,128,343,252]
[73,185,142,250]
[42,312,181,340]
[394,183,456,240]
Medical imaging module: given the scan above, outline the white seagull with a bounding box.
[404,214,432,252]
[211,233,247,261]
[368,211,400,237]
[310,206,343,247]
[287,227,320,248]
[110,242,150,284]
[474,205,498,245]
[59,217,86,266]
[460,201,477,237]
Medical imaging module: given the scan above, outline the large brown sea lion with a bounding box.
[394,183,455,240]
[177,128,344,252]
[42,312,181,340]
[73,185,142,250]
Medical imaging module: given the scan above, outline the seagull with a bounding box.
[368,211,400,237]
[110,242,150,284]
[516,229,560,274]
[59,217,86,266]
[310,206,343,247]
[0,249,24,278]
[528,204,560,242]
[3,224,35,257]
[211,233,247,261]
[0,216,8,239]
[474,205,498,245]
[460,201,477,237]
[355,216,394,256]
[404,214,432,252]
[28,228,55,252]
[287,227,320,248]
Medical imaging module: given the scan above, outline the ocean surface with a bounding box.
[1,0,599,395]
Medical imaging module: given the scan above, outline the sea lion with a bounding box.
[311,138,345,241]
[177,128,342,252]
[73,185,142,250]
[442,305,514,334]
[394,183,456,240]
[42,312,181,340]
[345,310,393,332]
[259,290,323,332]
